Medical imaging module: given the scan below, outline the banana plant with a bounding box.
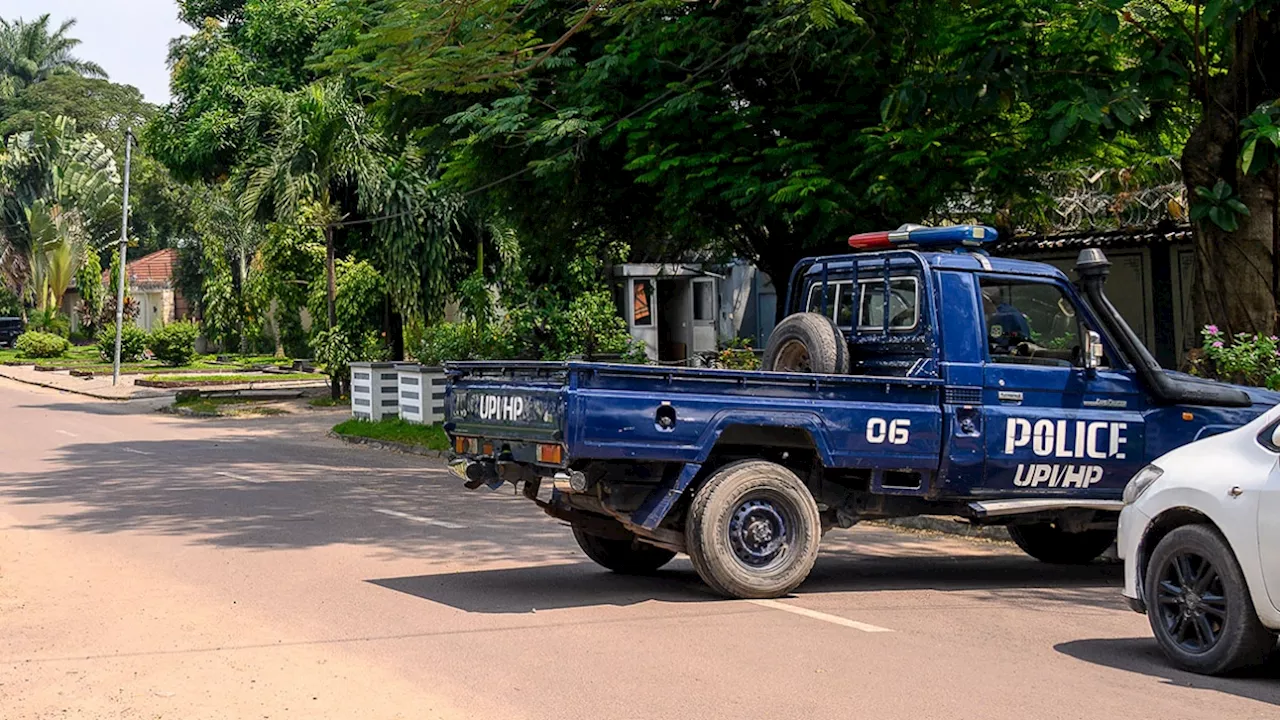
[0,114,119,310]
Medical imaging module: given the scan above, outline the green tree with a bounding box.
[152,0,457,338]
[1,74,197,258]
[234,78,386,331]
[1,114,120,311]
[74,242,102,332]
[329,0,1141,304]
[0,14,106,100]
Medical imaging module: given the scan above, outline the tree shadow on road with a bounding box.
[1056,637,1280,706]
[370,560,714,613]
[0,426,583,566]
[370,546,1125,614]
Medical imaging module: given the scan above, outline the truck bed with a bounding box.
[447,361,945,475]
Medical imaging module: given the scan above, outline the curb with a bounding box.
[0,370,169,401]
[328,431,447,459]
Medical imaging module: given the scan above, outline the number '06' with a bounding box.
[866,418,910,445]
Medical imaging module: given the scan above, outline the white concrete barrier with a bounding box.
[396,364,446,425]
[350,362,401,420]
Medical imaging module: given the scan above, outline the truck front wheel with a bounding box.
[1008,522,1114,564]
[685,460,822,599]
[572,527,676,574]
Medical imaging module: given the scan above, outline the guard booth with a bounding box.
[613,264,719,364]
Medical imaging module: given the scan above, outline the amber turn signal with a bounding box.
[537,444,563,464]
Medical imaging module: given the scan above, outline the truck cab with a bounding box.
[444,225,1277,599]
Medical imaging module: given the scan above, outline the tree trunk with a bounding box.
[1187,10,1280,339]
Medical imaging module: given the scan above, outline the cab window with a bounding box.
[806,281,855,326]
[858,277,919,331]
[980,279,1102,367]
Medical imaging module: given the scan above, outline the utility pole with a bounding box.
[112,129,134,386]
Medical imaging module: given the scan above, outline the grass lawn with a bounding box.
[332,418,449,452]
[175,396,287,416]
[0,344,98,365]
[144,372,326,385]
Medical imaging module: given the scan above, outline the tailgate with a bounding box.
[445,362,568,461]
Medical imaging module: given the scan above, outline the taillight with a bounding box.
[537,444,563,464]
[454,436,479,454]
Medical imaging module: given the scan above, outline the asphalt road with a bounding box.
[1,377,1277,719]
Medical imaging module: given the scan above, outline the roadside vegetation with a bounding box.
[6,1,1280,387]
[332,418,449,452]
[143,372,325,386]
[173,395,286,417]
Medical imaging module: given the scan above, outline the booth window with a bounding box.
[633,279,654,327]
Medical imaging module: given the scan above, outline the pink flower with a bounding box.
[1213,341,1224,348]
[1206,325,1220,334]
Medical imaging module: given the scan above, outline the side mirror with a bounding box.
[1083,330,1104,371]
[1271,423,1280,451]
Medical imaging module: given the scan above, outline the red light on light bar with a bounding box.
[848,231,892,250]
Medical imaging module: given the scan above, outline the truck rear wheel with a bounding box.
[685,460,822,599]
[762,313,850,374]
[572,527,676,574]
[1008,522,1114,564]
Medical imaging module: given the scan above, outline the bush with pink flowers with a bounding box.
[1194,325,1280,389]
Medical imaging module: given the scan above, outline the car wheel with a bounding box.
[1008,522,1114,564]
[762,313,850,374]
[1144,524,1277,675]
[685,460,822,599]
[572,526,676,574]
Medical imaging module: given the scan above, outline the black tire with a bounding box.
[572,527,676,574]
[685,460,822,599]
[1144,524,1276,675]
[1008,522,1114,564]
[762,313,850,374]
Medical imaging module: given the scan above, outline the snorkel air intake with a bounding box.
[1074,249,1251,408]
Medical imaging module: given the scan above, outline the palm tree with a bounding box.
[235,79,386,332]
[235,78,457,395]
[0,14,107,99]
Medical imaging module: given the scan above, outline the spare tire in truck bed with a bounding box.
[762,312,850,374]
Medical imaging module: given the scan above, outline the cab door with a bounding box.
[978,277,1146,499]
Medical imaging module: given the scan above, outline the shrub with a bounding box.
[716,337,761,370]
[27,309,70,338]
[97,324,147,363]
[15,331,70,359]
[1194,325,1280,389]
[413,321,513,366]
[149,321,200,366]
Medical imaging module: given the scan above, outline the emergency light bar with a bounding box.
[848,224,998,251]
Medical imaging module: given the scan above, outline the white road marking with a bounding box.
[215,471,267,484]
[56,429,78,437]
[748,599,893,633]
[121,448,152,456]
[372,507,466,530]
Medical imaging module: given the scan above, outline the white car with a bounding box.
[1119,405,1280,674]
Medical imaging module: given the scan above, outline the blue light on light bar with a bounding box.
[850,224,999,251]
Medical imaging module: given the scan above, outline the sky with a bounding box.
[4,0,189,104]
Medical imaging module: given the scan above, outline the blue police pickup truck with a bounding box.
[444,225,1278,599]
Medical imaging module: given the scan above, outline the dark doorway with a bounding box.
[657,279,684,363]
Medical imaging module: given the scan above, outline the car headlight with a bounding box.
[1123,465,1164,505]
